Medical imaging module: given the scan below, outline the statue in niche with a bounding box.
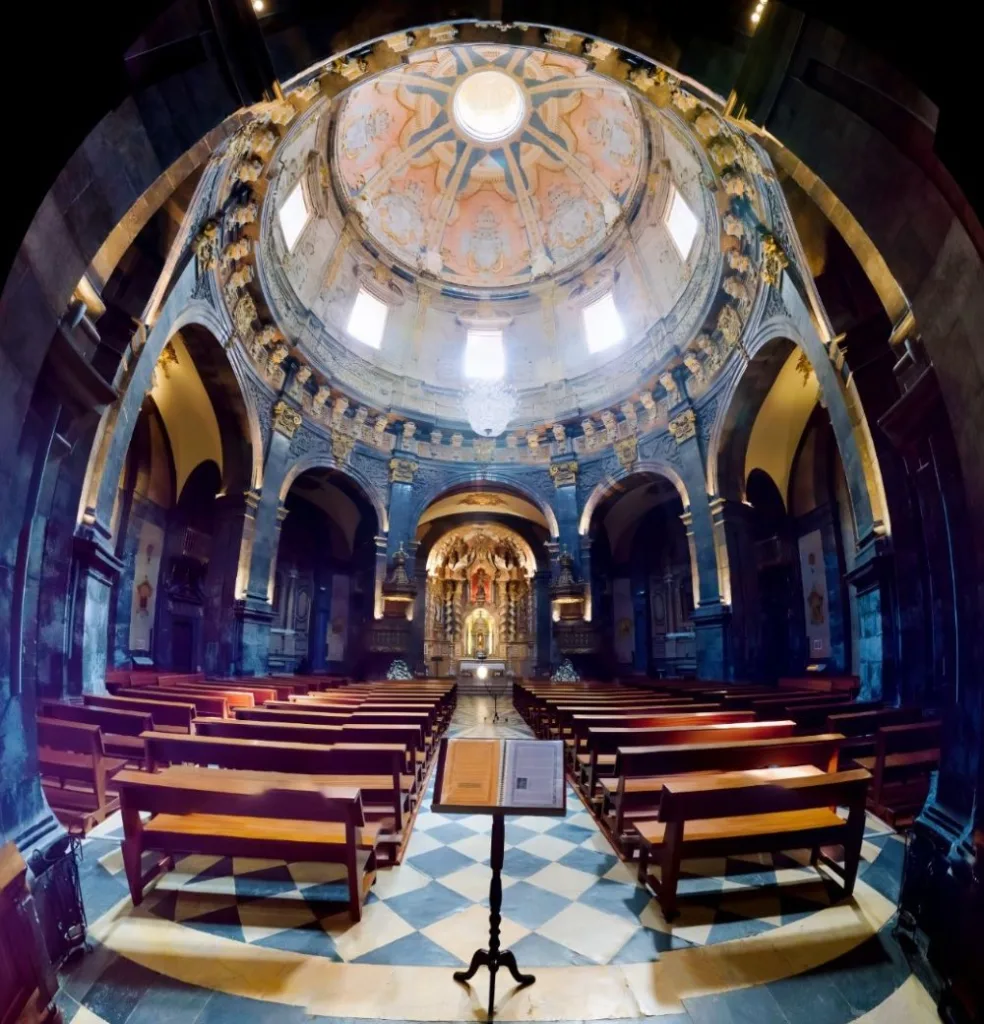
[472,568,491,605]
[474,621,488,655]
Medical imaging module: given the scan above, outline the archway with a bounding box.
[713,339,860,680]
[275,466,380,676]
[414,485,549,678]
[583,470,693,678]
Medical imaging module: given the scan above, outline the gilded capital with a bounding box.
[668,409,697,444]
[271,400,302,439]
[549,460,579,488]
[389,457,418,484]
[760,233,789,287]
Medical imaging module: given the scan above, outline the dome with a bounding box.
[332,46,647,286]
[256,42,724,430]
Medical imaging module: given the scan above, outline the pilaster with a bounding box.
[68,523,124,694]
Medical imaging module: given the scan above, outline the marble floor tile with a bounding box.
[525,862,598,900]
[536,903,640,963]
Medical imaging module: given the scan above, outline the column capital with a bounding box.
[389,456,419,484]
[271,400,303,439]
[668,408,697,444]
[549,458,578,488]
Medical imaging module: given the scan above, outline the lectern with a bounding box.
[432,737,566,1020]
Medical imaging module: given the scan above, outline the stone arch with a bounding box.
[279,456,389,534]
[579,458,691,537]
[411,471,560,540]
[79,271,247,536]
[708,307,887,544]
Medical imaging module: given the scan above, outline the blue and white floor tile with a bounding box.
[60,694,936,1022]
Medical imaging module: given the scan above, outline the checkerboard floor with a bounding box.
[80,695,906,970]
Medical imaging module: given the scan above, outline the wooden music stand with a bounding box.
[432,737,566,1020]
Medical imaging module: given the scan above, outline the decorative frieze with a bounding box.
[271,401,302,439]
[668,409,697,444]
[549,461,579,488]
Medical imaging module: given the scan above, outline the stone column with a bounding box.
[631,573,651,674]
[671,408,731,679]
[710,496,761,680]
[203,490,259,676]
[534,569,552,675]
[68,526,124,694]
[308,561,333,673]
[233,400,298,675]
[386,455,419,559]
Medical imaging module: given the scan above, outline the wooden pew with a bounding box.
[115,768,379,920]
[235,707,351,726]
[854,720,941,826]
[39,701,152,763]
[826,707,925,759]
[158,679,279,704]
[84,694,196,733]
[574,710,753,796]
[603,729,840,852]
[37,718,127,833]
[195,716,346,746]
[142,732,410,860]
[109,687,230,718]
[340,724,427,777]
[634,768,870,917]
[778,675,858,695]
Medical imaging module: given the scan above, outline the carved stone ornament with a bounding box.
[227,199,258,229]
[271,400,302,439]
[659,372,678,399]
[614,435,638,470]
[473,438,494,462]
[671,87,698,113]
[295,365,312,386]
[668,409,697,444]
[233,294,258,338]
[722,170,755,200]
[312,386,331,416]
[723,212,745,239]
[332,432,356,463]
[549,460,579,487]
[389,457,418,484]
[717,303,743,346]
[227,263,254,290]
[727,249,752,273]
[709,139,738,169]
[235,157,265,184]
[429,23,457,43]
[251,127,279,158]
[267,100,297,126]
[694,109,722,140]
[224,238,251,263]
[760,233,790,287]
[723,275,751,310]
[193,219,220,271]
[401,420,417,440]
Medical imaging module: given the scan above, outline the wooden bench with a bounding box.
[158,679,279,704]
[573,711,756,796]
[142,732,411,860]
[115,767,379,920]
[603,731,840,852]
[84,694,196,733]
[109,687,229,718]
[778,675,858,695]
[39,701,152,763]
[634,768,870,918]
[826,707,925,759]
[854,720,941,826]
[37,718,127,833]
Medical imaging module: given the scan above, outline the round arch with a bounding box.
[579,459,691,537]
[279,455,389,534]
[411,471,560,540]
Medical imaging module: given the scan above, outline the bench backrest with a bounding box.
[659,768,870,822]
[340,723,424,756]
[876,720,941,755]
[603,720,796,765]
[162,680,278,704]
[40,701,152,736]
[143,732,340,773]
[195,717,345,745]
[37,717,105,758]
[111,687,227,717]
[575,710,752,744]
[826,707,923,736]
[236,708,350,725]
[778,675,858,694]
[115,768,366,825]
[84,694,195,731]
[617,733,843,777]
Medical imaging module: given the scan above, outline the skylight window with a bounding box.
[665,187,699,259]
[278,180,310,252]
[464,329,505,380]
[582,292,626,354]
[346,288,388,349]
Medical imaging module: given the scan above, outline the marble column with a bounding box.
[710,496,760,680]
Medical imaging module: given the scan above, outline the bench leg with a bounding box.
[636,843,650,888]
[659,822,684,921]
[841,804,867,898]
[121,839,144,906]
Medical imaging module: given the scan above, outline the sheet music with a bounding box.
[501,739,564,809]
[440,739,502,807]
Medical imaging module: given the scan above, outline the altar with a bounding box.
[459,659,508,678]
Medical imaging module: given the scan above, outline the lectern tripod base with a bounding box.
[453,813,535,1019]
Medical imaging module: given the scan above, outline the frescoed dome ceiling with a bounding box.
[332,45,648,287]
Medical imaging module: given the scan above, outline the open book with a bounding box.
[435,738,565,814]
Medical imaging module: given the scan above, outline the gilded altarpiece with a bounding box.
[424,525,535,676]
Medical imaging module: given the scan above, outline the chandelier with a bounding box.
[462,379,517,438]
